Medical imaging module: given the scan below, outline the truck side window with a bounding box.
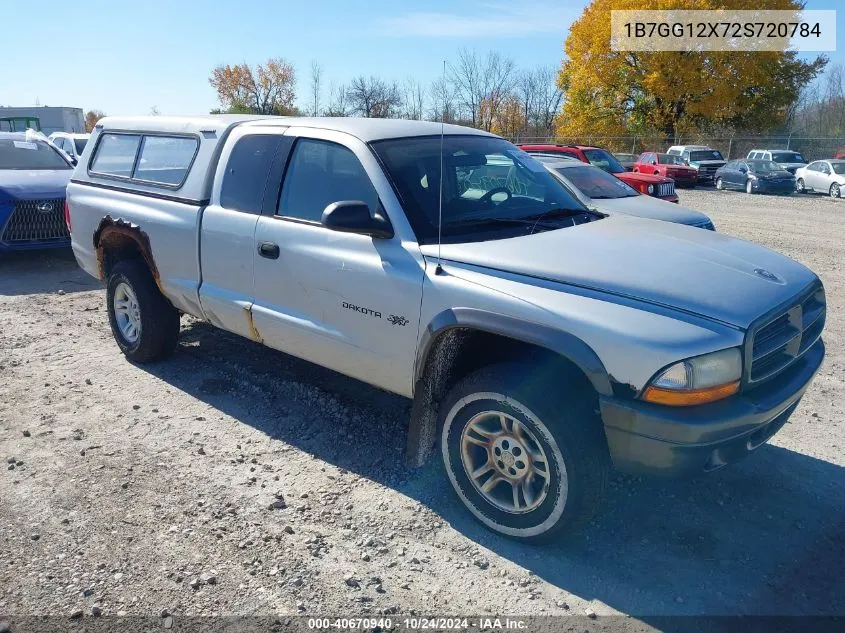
[134,136,198,186]
[90,133,141,178]
[221,135,283,214]
[278,139,379,223]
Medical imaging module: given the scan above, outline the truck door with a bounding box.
[250,127,425,397]
[198,126,291,340]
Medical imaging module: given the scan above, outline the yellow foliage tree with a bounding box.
[485,95,524,138]
[557,0,827,139]
[209,58,296,115]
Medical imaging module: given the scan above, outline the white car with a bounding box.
[48,132,89,164]
[794,160,845,198]
[538,158,714,229]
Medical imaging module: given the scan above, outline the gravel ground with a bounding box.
[1,189,843,625]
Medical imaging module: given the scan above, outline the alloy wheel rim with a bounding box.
[460,410,551,514]
[113,282,142,344]
[832,184,840,198]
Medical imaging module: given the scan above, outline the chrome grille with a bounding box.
[653,182,675,198]
[749,287,825,382]
[1,198,69,243]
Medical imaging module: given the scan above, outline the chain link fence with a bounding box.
[507,135,845,161]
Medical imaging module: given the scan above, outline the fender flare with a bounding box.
[405,308,613,467]
[414,308,613,396]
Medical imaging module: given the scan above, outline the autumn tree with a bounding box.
[485,94,524,138]
[557,0,827,139]
[84,110,105,132]
[209,58,296,115]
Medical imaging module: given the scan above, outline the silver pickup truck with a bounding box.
[67,115,826,542]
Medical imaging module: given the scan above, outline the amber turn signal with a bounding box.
[641,380,740,407]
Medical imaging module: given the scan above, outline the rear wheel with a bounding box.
[439,362,609,542]
[107,260,180,362]
[715,177,724,191]
[831,183,841,199]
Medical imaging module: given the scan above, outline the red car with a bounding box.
[633,152,699,188]
[518,144,679,202]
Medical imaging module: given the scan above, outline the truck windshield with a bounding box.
[371,135,591,243]
[771,151,805,163]
[659,154,686,166]
[0,138,71,170]
[581,148,626,174]
[689,150,724,161]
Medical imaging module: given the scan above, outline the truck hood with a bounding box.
[0,169,72,201]
[422,216,817,329]
[616,172,670,184]
[590,196,710,226]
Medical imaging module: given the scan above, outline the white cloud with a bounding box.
[376,1,579,38]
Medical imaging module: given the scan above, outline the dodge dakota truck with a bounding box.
[67,116,826,541]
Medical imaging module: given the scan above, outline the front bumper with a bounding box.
[600,338,824,477]
[752,179,796,194]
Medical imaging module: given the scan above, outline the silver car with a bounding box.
[538,157,714,229]
[795,160,845,198]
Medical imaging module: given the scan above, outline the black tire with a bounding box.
[439,362,609,543]
[831,183,841,199]
[106,259,180,362]
[715,177,724,191]
[796,178,805,193]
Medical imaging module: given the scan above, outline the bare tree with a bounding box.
[401,78,426,120]
[429,76,457,123]
[529,66,564,137]
[347,76,402,118]
[324,82,349,117]
[448,49,516,130]
[309,61,323,117]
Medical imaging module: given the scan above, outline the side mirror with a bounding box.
[739,166,747,173]
[69,155,78,166]
[321,201,393,239]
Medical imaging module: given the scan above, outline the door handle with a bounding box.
[258,241,280,259]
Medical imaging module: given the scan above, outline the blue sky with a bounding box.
[3,0,842,116]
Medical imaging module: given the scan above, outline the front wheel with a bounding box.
[796,178,805,193]
[439,363,609,542]
[831,183,841,199]
[746,179,754,194]
[107,259,180,362]
[715,177,724,191]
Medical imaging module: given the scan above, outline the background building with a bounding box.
[0,106,85,134]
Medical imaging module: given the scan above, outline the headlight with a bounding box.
[647,184,654,194]
[641,348,742,406]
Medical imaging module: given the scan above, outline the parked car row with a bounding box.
[517,144,679,202]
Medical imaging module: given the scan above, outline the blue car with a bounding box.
[0,132,73,251]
